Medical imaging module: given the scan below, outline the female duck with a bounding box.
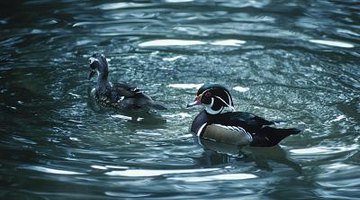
[187,84,300,147]
[88,53,166,111]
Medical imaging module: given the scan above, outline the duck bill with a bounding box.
[88,70,96,80]
[187,95,202,107]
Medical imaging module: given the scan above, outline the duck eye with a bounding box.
[205,92,212,97]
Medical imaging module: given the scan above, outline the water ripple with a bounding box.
[168,173,257,182]
[139,39,206,47]
[97,2,151,10]
[309,39,355,48]
[1,0,360,199]
[105,168,219,177]
[18,165,85,175]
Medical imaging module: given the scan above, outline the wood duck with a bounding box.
[187,83,301,147]
[88,53,166,111]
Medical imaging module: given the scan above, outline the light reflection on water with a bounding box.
[105,168,220,177]
[138,39,246,47]
[309,39,354,48]
[1,0,359,199]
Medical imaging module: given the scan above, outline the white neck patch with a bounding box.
[204,95,234,115]
[205,97,223,115]
[205,105,223,115]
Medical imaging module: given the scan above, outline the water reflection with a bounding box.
[1,0,359,199]
[196,137,302,173]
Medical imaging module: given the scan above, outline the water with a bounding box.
[1,0,359,199]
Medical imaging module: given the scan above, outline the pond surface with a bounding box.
[1,0,359,199]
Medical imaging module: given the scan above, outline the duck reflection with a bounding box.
[195,136,302,173]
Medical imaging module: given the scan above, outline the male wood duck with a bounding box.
[187,83,301,147]
[88,53,166,111]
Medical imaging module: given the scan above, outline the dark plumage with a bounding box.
[88,53,166,111]
[187,84,301,147]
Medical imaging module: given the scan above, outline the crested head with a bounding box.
[188,83,235,115]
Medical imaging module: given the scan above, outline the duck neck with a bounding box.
[205,106,223,115]
[96,70,111,95]
[205,105,234,115]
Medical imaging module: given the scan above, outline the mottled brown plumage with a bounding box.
[88,53,166,111]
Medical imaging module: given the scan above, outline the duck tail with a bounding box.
[251,127,301,147]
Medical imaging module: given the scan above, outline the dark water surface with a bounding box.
[1,0,359,199]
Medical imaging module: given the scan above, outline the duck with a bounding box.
[88,53,166,111]
[187,83,301,147]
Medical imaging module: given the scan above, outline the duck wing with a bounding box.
[111,82,166,110]
[218,112,274,131]
[250,126,301,147]
[225,112,300,147]
[111,82,142,98]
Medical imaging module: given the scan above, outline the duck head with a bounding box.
[187,83,235,115]
[88,53,109,80]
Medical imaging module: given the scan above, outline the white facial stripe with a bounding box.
[199,89,210,97]
[200,88,235,114]
[223,91,235,112]
[205,99,223,114]
[209,97,214,107]
[225,91,232,106]
[214,95,234,110]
